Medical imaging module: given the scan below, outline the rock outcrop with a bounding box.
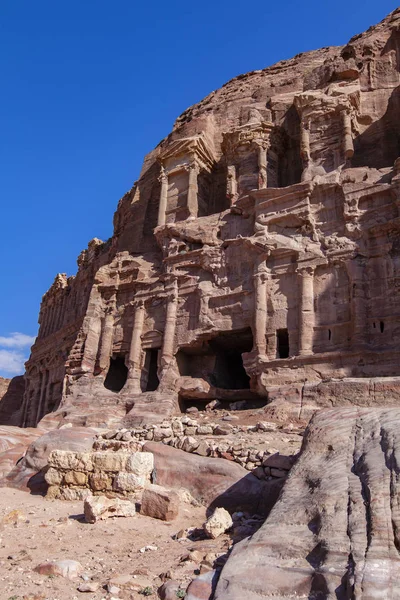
[215,407,400,599]
[13,8,400,428]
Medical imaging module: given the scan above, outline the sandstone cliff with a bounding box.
[13,8,400,430]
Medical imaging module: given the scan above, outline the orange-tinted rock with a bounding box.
[140,484,180,521]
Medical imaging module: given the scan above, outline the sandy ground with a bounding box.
[0,488,229,600]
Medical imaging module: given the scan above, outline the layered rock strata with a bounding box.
[15,9,400,426]
[215,407,400,599]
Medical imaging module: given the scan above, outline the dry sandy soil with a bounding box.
[0,488,228,600]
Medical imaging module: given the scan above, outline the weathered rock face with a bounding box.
[0,376,25,425]
[17,9,400,426]
[215,407,400,599]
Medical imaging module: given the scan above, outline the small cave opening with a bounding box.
[104,355,128,392]
[176,328,253,391]
[277,328,289,359]
[143,348,160,392]
[380,321,385,333]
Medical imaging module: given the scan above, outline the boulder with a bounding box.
[203,507,233,539]
[140,484,180,521]
[144,441,282,516]
[215,408,400,599]
[24,426,97,471]
[84,495,136,523]
[34,559,83,579]
[186,570,219,600]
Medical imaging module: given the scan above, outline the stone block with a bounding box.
[182,436,199,452]
[271,468,287,478]
[89,471,113,491]
[91,451,128,472]
[58,487,93,501]
[48,450,93,472]
[203,507,233,539]
[64,470,87,486]
[125,452,154,476]
[113,472,146,492]
[263,453,294,471]
[84,495,136,523]
[140,484,180,521]
[44,466,63,486]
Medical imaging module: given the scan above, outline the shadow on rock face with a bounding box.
[143,441,284,518]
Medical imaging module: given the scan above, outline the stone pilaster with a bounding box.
[253,257,269,357]
[256,142,268,190]
[160,278,179,371]
[342,110,354,160]
[127,300,146,391]
[98,310,115,373]
[81,316,102,373]
[298,266,315,356]
[187,160,199,218]
[226,165,238,205]
[157,167,169,227]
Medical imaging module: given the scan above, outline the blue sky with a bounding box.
[0,0,398,377]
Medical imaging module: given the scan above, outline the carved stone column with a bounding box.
[300,119,311,163]
[257,142,268,190]
[346,259,367,348]
[98,309,115,373]
[226,165,238,205]
[342,110,354,160]
[187,160,199,218]
[254,257,268,357]
[298,266,315,356]
[157,166,169,227]
[127,300,145,391]
[160,278,179,370]
[36,369,49,424]
[81,316,102,373]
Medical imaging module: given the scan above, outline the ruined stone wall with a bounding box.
[20,9,400,427]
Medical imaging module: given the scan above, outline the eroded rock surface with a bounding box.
[10,8,400,430]
[215,407,400,599]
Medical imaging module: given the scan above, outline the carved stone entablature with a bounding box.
[222,121,274,157]
[159,135,216,175]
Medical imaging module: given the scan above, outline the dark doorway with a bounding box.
[104,355,128,392]
[144,349,159,392]
[209,328,252,390]
[277,328,289,358]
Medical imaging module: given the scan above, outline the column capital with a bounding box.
[297,265,315,277]
[158,165,168,184]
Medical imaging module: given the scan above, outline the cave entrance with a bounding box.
[177,327,253,391]
[277,328,289,359]
[209,328,252,389]
[104,355,128,392]
[143,348,160,392]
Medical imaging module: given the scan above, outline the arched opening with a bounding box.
[104,355,128,392]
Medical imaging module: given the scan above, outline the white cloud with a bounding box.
[0,349,26,375]
[0,332,36,348]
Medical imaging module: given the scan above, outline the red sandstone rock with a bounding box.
[144,441,283,516]
[140,484,180,521]
[8,9,400,430]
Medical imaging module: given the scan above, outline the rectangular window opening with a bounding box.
[276,328,289,359]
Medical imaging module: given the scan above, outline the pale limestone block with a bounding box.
[48,450,93,472]
[44,467,63,486]
[113,472,146,492]
[125,452,154,476]
[91,451,128,472]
